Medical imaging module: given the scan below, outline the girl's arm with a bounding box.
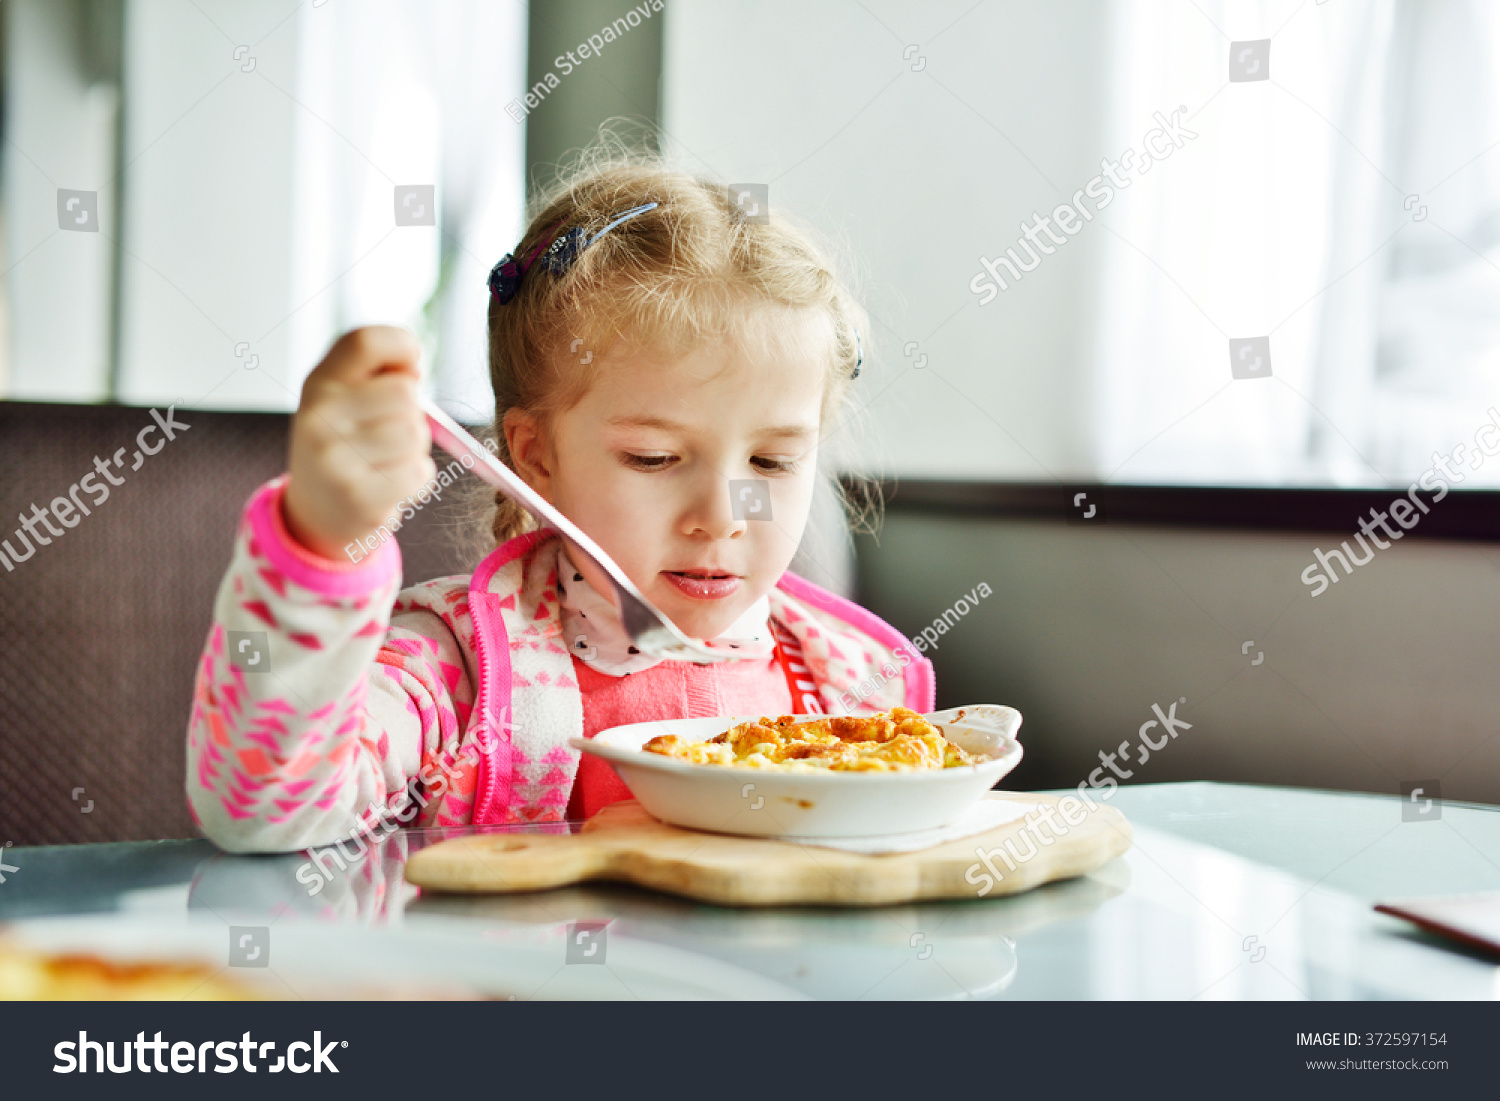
[185,478,474,853]
[187,326,461,853]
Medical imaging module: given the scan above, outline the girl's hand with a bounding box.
[283,326,436,560]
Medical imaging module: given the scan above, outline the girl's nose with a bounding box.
[682,476,749,540]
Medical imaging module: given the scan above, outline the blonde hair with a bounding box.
[485,135,874,545]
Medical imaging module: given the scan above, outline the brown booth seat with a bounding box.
[0,401,479,846]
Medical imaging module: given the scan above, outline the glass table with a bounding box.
[2,782,1497,999]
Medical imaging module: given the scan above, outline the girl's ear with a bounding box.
[503,408,553,494]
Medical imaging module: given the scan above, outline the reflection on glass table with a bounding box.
[2,784,1498,999]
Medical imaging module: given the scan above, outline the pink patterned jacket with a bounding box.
[186,477,936,853]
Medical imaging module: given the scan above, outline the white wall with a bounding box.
[115,0,307,411]
[860,512,1500,805]
[3,0,118,402]
[663,0,1110,481]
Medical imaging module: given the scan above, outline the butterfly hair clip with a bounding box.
[488,202,659,304]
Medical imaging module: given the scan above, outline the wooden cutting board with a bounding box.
[405,793,1132,907]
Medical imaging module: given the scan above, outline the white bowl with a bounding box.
[570,705,1023,839]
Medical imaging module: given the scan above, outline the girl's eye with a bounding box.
[621,453,677,471]
[620,453,797,473]
[752,456,798,474]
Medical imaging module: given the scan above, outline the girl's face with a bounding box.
[506,306,829,642]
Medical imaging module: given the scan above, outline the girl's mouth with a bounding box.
[662,570,742,600]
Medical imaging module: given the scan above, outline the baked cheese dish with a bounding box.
[0,942,263,1000]
[0,942,478,1000]
[642,707,979,772]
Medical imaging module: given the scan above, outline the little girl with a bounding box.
[186,157,934,853]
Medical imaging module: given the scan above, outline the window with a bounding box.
[2,0,525,420]
[663,0,1500,489]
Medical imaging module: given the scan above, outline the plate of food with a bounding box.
[570,705,1023,839]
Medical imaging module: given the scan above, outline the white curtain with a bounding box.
[1367,1,1500,483]
[1091,0,1500,487]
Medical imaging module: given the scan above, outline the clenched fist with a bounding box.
[283,326,436,560]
